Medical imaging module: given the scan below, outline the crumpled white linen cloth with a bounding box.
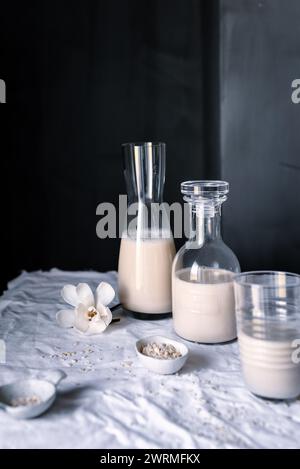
[0,269,299,449]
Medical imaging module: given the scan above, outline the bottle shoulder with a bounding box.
[173,239,240,273]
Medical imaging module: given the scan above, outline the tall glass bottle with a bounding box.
[118,142,176,319]
[172,181,240,342]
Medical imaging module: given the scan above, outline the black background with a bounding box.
[221,0,300,275]
[1,0,300,291]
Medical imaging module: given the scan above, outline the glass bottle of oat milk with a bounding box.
[118,142,176,319]
[172,181,240,343]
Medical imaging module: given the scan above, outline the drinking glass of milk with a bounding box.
[118,142,175,319]
[172,181,240,343]
[234,271,300,400]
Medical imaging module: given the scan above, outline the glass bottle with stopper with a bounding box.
[172,180,240,343]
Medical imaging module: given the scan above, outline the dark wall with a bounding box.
[220,0,300,273]
[1,0,218,290]
[2,0,299,290]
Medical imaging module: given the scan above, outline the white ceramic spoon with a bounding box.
[0,369,66,419]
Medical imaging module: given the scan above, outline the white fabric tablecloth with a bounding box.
[0,269,299,449]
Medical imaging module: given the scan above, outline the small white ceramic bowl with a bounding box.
[0,369,66,419]
[135,335,189,375]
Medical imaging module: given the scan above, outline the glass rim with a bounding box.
[121,142,166,148]
[234,270,300,288]
[181,180,229,196]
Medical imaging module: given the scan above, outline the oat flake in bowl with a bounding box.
[141,342,182,359]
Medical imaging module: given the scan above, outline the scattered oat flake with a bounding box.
[122,361,133,367]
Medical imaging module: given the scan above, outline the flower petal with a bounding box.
[76,283,94,308]
[87,320,107,334]
[96,282,115,307]
[101,305,112,326]
[76,303,87,315]
[61,284,78,307]
[74,303,89,332]
[56,309,74,328]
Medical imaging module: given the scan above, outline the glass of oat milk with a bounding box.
[234,271,300,400]
[172,181,240,343]
[118,142,176,319]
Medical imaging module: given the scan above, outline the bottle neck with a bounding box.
[188,201,222,245]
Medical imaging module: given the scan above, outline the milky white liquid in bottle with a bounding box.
[118,236,176,314]
[172,267,236,343]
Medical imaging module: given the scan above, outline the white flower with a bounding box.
[56,282,115,335]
